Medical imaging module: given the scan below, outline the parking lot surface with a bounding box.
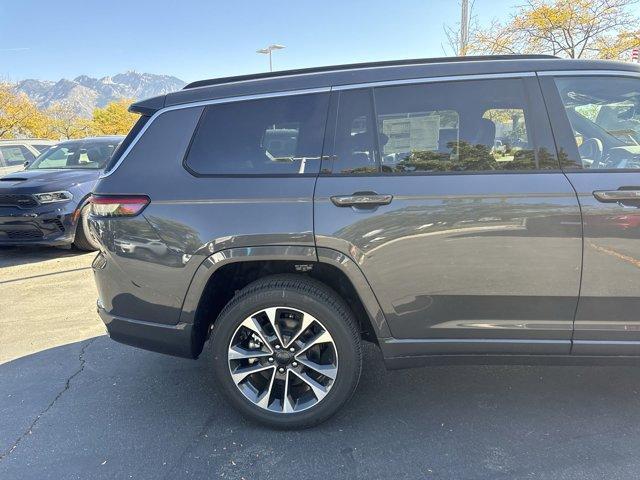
[2,247,640,479]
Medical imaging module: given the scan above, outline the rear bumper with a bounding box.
[97,304,196,358]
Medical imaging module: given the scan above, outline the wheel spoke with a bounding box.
[264,307,285,347]
[230,364,273,385]
[282,370,295,413]
[256,367,277,409]
[284,312,317,349]
[290,369,329,402]
[228,345,272,361]
[240,316,273,353]
[295,330,333,357]
[297,357,338,380]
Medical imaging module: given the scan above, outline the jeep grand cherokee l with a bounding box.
[90,55,640,428]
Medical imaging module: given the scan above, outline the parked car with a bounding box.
[90,55,640,428]
[0,136,123,250]
[0,139,55,176]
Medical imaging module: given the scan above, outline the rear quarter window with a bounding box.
[184,93,329,175]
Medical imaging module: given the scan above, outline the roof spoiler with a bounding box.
[128,95,166,116]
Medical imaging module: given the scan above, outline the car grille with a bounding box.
[0,194,38,208]
[43,218,65,232]
[5,229,44,240]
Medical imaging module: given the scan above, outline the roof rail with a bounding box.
[183,55,559,90]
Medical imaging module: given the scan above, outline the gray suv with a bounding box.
[91,55,640,428]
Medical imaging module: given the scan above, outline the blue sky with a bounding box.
[0,0,518,82]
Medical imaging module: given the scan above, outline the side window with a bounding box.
[554,76,640,169]
[373,78,555,173]
[185,93,329,175]
[330,89,378,174]
[0,146,33,166]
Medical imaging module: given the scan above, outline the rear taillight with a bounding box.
[90,195,150,217]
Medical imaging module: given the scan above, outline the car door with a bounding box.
[314,75,582,356]
[540,72,640,356]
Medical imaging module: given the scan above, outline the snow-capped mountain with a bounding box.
[15,71,186,117]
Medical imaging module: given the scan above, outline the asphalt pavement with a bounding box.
[2,247,640,479]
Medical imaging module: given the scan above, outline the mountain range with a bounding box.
[14,72,186,117]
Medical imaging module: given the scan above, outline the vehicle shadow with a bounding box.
[2,337,640,480]
[0,246,91,269]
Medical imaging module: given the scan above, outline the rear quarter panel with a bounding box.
[92,107,316,325]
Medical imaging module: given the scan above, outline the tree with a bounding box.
[596,29,640,59]
[91,99,137,135]
[44,101,93,139]
[471,0,640,59]
[0,84,46,138]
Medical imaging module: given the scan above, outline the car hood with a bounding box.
[0,169,101,194]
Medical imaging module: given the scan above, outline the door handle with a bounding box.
[330,192,393,208]
[593,189,640,204]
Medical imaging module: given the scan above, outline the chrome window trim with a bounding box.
[537,69,640,78]
[100,87,331,178]
[332,71,535,90]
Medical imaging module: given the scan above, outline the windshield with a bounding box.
[28,139,120,170]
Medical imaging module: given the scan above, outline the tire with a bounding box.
[73,204,100,251]
[210,274,362,429]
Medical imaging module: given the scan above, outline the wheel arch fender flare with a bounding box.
[71,192,93,236]
[178,245,392,340]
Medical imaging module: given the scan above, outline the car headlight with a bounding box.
[33,191,73,204]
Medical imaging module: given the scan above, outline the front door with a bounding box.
[314,76,582,355]
[541,72,640,355]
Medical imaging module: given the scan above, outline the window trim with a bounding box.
[332,71,536,90]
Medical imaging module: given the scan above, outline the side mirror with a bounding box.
[23,161,29,168]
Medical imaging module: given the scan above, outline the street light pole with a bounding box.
[257,44,286,72]
[460,0,469,56]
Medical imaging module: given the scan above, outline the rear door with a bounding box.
[540,72,640,355]
[314,75,582,355]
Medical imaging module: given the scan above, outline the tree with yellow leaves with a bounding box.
[44,101,94,139]
[0,84,47,138]
[91,98,138,136]
[472,0,639,60]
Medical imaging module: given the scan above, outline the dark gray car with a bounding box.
[90,55,640,428]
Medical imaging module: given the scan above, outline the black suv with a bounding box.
[91,55,640,428]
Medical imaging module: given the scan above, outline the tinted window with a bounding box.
[373,78,556,173]
[330,89,378,174]
[554,76,640,169]
[185,93,329,175]
[28,140,119,170]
